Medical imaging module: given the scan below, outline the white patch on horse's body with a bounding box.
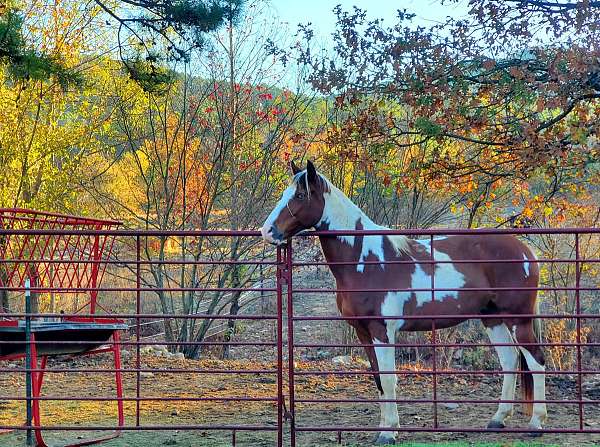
[523,253,530,277]
[380,291,411,330]
[358,232,387,272]
[317,179,409,272]
[410,247,466,305]
[379,238,464,325]
[317,181,364,246]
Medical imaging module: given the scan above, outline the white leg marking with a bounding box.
[374,326,399,442]
[486,324,519,426]
[519,348,547,429]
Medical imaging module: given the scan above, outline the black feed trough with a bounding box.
[0,320,128,358]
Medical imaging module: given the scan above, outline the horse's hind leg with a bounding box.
[485,323,519,428]
[514,320,547,431]
[372,322,399,445]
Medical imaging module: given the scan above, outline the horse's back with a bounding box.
[430,233,539,286]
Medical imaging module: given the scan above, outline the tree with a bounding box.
[288,1,599,227]
[0,0,139,313]
[88,0,311,357]
[0,6,81,87]
[0,0,126,210]
[1,1,243,90]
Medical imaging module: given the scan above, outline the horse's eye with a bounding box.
[296,192,306,201]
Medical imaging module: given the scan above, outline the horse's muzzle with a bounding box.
[260,224,285,246]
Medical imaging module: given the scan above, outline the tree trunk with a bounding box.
[222,264,241,360]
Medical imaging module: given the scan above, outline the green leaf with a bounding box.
[414,116,443,137]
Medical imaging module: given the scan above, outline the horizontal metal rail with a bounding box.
[0,425,278,431]
[1,227,600,235]
[295,426,600,434]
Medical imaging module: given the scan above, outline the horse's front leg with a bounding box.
[373,323,399,445]
[355,328,388,432]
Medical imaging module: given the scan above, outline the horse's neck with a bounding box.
[315,185,386,265]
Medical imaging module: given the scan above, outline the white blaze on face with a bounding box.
[260,180,298,244]
[523,252,530,277]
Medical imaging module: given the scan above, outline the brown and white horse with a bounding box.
[261,161,546,444]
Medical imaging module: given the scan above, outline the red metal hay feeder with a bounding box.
[0,208,125,447]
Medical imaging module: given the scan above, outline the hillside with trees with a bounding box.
[0,0,599,360]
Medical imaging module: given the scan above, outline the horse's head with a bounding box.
[261,160,327,245]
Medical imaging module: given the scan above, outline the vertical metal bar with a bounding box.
[430,234,438,429]
[575,233,583,430]
[25,277,33,446]
[89,229,101,314]
[113,331,125,427]
[285,242,296,447]
[276,246,284,447]
[136,235,141,427]
[31,343,45,447]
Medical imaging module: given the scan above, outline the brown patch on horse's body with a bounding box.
[320,231,538,333]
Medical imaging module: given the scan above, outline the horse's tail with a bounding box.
[521,300,541,417]
[533,299,543,344]
[520,347,533,417]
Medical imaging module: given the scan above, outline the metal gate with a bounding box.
[0,226,599,446]
[283,228,600,446]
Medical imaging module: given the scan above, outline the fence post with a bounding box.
[575,233,584,429]
[430,234,438,429]
[285,242,296,447]
[136,235,141,427]
[276,246,284,447]
[25,277,33,446]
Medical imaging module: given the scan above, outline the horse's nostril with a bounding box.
[270,225,283,241]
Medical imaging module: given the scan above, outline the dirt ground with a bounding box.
[0,353,599,446]
[1,255,599,446]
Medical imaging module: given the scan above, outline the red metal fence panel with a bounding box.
[0,227,598,446]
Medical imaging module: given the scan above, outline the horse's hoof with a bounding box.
[375,434,396,445]
[486,420,505,429]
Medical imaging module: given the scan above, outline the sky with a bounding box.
[269,0,470,40]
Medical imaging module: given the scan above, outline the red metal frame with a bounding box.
[0,226,598,446]
[26,331,124,447]
[0,209,123,447]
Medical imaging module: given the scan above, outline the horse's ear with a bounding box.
[290,160,301,176]
[306,160,317,185]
